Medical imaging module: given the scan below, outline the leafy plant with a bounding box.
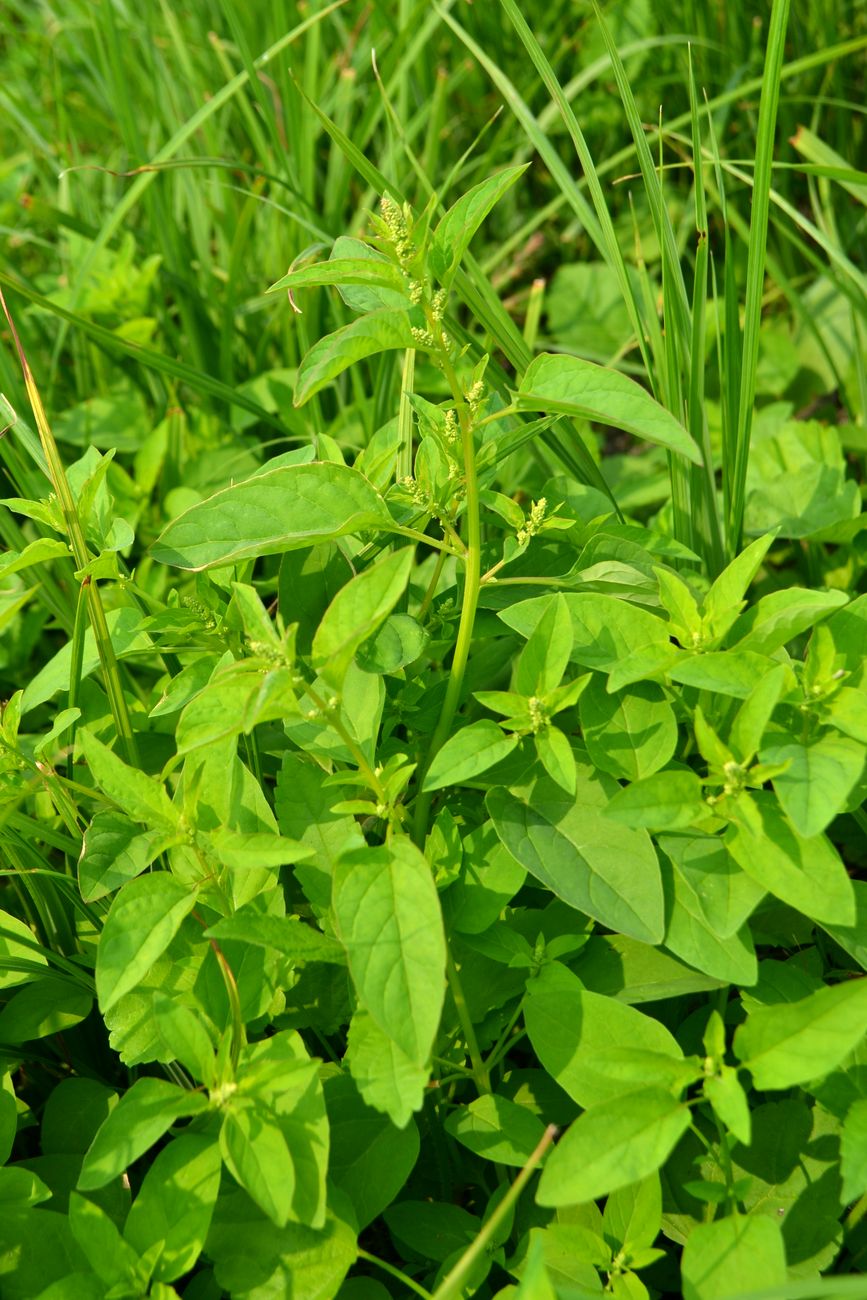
[2,0,867,1297]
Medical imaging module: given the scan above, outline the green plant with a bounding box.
[2,1,867,1297]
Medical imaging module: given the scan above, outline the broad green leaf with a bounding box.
[444,1094,546,1167]
[702,534,776,638]
[487,769,664,943]
[681,1215,786,1300]
[579,677,677,781]
[657,834,765,938]
[525,964,682,1108]
[725,795,855,925]
[515,593,573,696]
[430,164,529,286]
[333,839,446,1066]
[606,770,706,831]
[95,874,198,1013]
[602,1175,662,1253]
[325,1073,420,1229]
[78,1078,209,1190]
[423,719,519,792]
[442,824,526,935]
[500,593,670,673]
[152,996,216,1085]
[535,724,576,794]
[79,730,179,832]
[761,735,865,837]
[841,1098,867,1204]
[205,827,313,870]
[517,353,701,464]
[331,235,411,311]
[68,1193,144,1292]
[668,650,777,698]
[0,978,92,1043]
[384,1200,479,1263]
[731,586,849,655]
[124,1135,221,1281]
[729,663,789,762]
[577,934,726,1003]
[356,613,427,674]
[275,752,365,909]
[312,547,414,688]
[660,854,758,986]
[295,310,416,406]
[174,667,301,756]
[0,911,49,989]
[703,1067,751,1146]
[206,913,345,965]
[345,1009,427,1129]
[267,257,408,297]
[78,810,164,902]
[735,977,867,1090]
[151,462,393,570]
[0,1167,51,1207]
[220,1105,295,1228]
[537,1088,691,1205]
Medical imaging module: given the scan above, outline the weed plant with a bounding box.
[1,1,867,1296]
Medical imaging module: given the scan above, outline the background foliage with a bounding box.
[2,0,867,1296]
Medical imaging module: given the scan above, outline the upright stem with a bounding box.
[413,340,482,844]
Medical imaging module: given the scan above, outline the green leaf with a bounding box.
[78,810,163,902]
[333,839,446,1066]
[79,730,179,832]
[606,770,706,831]
[841,1098,867,1204]
[345,1009,427,1129]
[517,353,701,464]
[0,978,92,1043]
[151,462,393,570]
[95,874,198,1014]
[761,736,865,837]
[325,1073,420,1229]
[514,593,573,696]
[151,996,216,1085]
[205,913,346,965]
[423,720,519,792]
[731,586,848,656]
[703,1067,752,1146]
[500,593,670,673]
[295,310,417,407]
[124,1135,221,1282]
[487,769,664,944]
[78,1078,209,1190]
[356,613,427,674]
[384,1200,479,1263]
[537,1088,691,1205]
[267,257,408,297]
[444,1094,546,1167]
[657,834,764,938]
[735,976,867,1090]
[68,1193,144,1292]
[669,650,778,698]
[729,663,790,762]
[312,547,414,689]
[579,677,678,781]
[220,1105,296,1228]
[525,964,683,1108]
[602,1175,662,1253]
[702,534,776,636]
[535,725,576,795]
[660,854,758,986]
[681,1214,786,1300]
[430,164,529,286]
[725,794,855,925]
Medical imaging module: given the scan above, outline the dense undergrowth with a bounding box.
[2,1,867,1296]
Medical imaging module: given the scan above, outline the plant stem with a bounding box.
[431,1124,558,1300]
[413,338,482,844]
[356,1250,433,1300]
[446,952,490,1094]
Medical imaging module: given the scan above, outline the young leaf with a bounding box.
[514,593,573,696]
[267,257,408,297]
[537,1088,691,1205]
[295,310,417,406]
[517,354,702,464]
[95,874,198,1013]
[430,164,529,286]
[606,770,706,831]
[333,839,446,1066]
[123,1135,221,1282]
[487,771,664,944]
[78,1078,210,1190]
[312,548,414,689]
[422,720,519,792]
[680,1214,786,1300]
[220,1105,296,1227]
[151,462,393,570]
[79,730,179,832]
[735,976,867,1089]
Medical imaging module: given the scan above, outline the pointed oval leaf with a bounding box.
[423,720,519,792]
[734,976,867,1090]
[95,874,198,1014]
[151,462,393,570]
[295,310,416,407]
[430,164,529,286]
[312,548,414,689]
[78,1078,209,1190]
[517,353,701,464]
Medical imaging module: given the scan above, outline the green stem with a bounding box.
[413,340,482,844]
[431,1124,558,1300]
[356,1250,433,1300]
[305,683,388,806]
[446,952,490,1094]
